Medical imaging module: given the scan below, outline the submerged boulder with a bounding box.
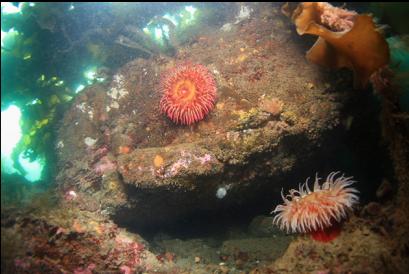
[55,3,349,228]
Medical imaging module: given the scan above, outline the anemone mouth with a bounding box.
[172,79,197,104]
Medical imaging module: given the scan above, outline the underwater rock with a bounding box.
[362,201,383,217]
[282,2,390,89]
[0,207,181,273]
[266,214,409,273]
[56,3,348,228]
[376,179,393,200]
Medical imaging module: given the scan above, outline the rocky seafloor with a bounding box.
[2,3,409,274]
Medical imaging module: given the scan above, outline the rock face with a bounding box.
[55,3,348,228]
[1,206,180,273]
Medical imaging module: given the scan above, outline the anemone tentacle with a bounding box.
[272,172,359,234]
